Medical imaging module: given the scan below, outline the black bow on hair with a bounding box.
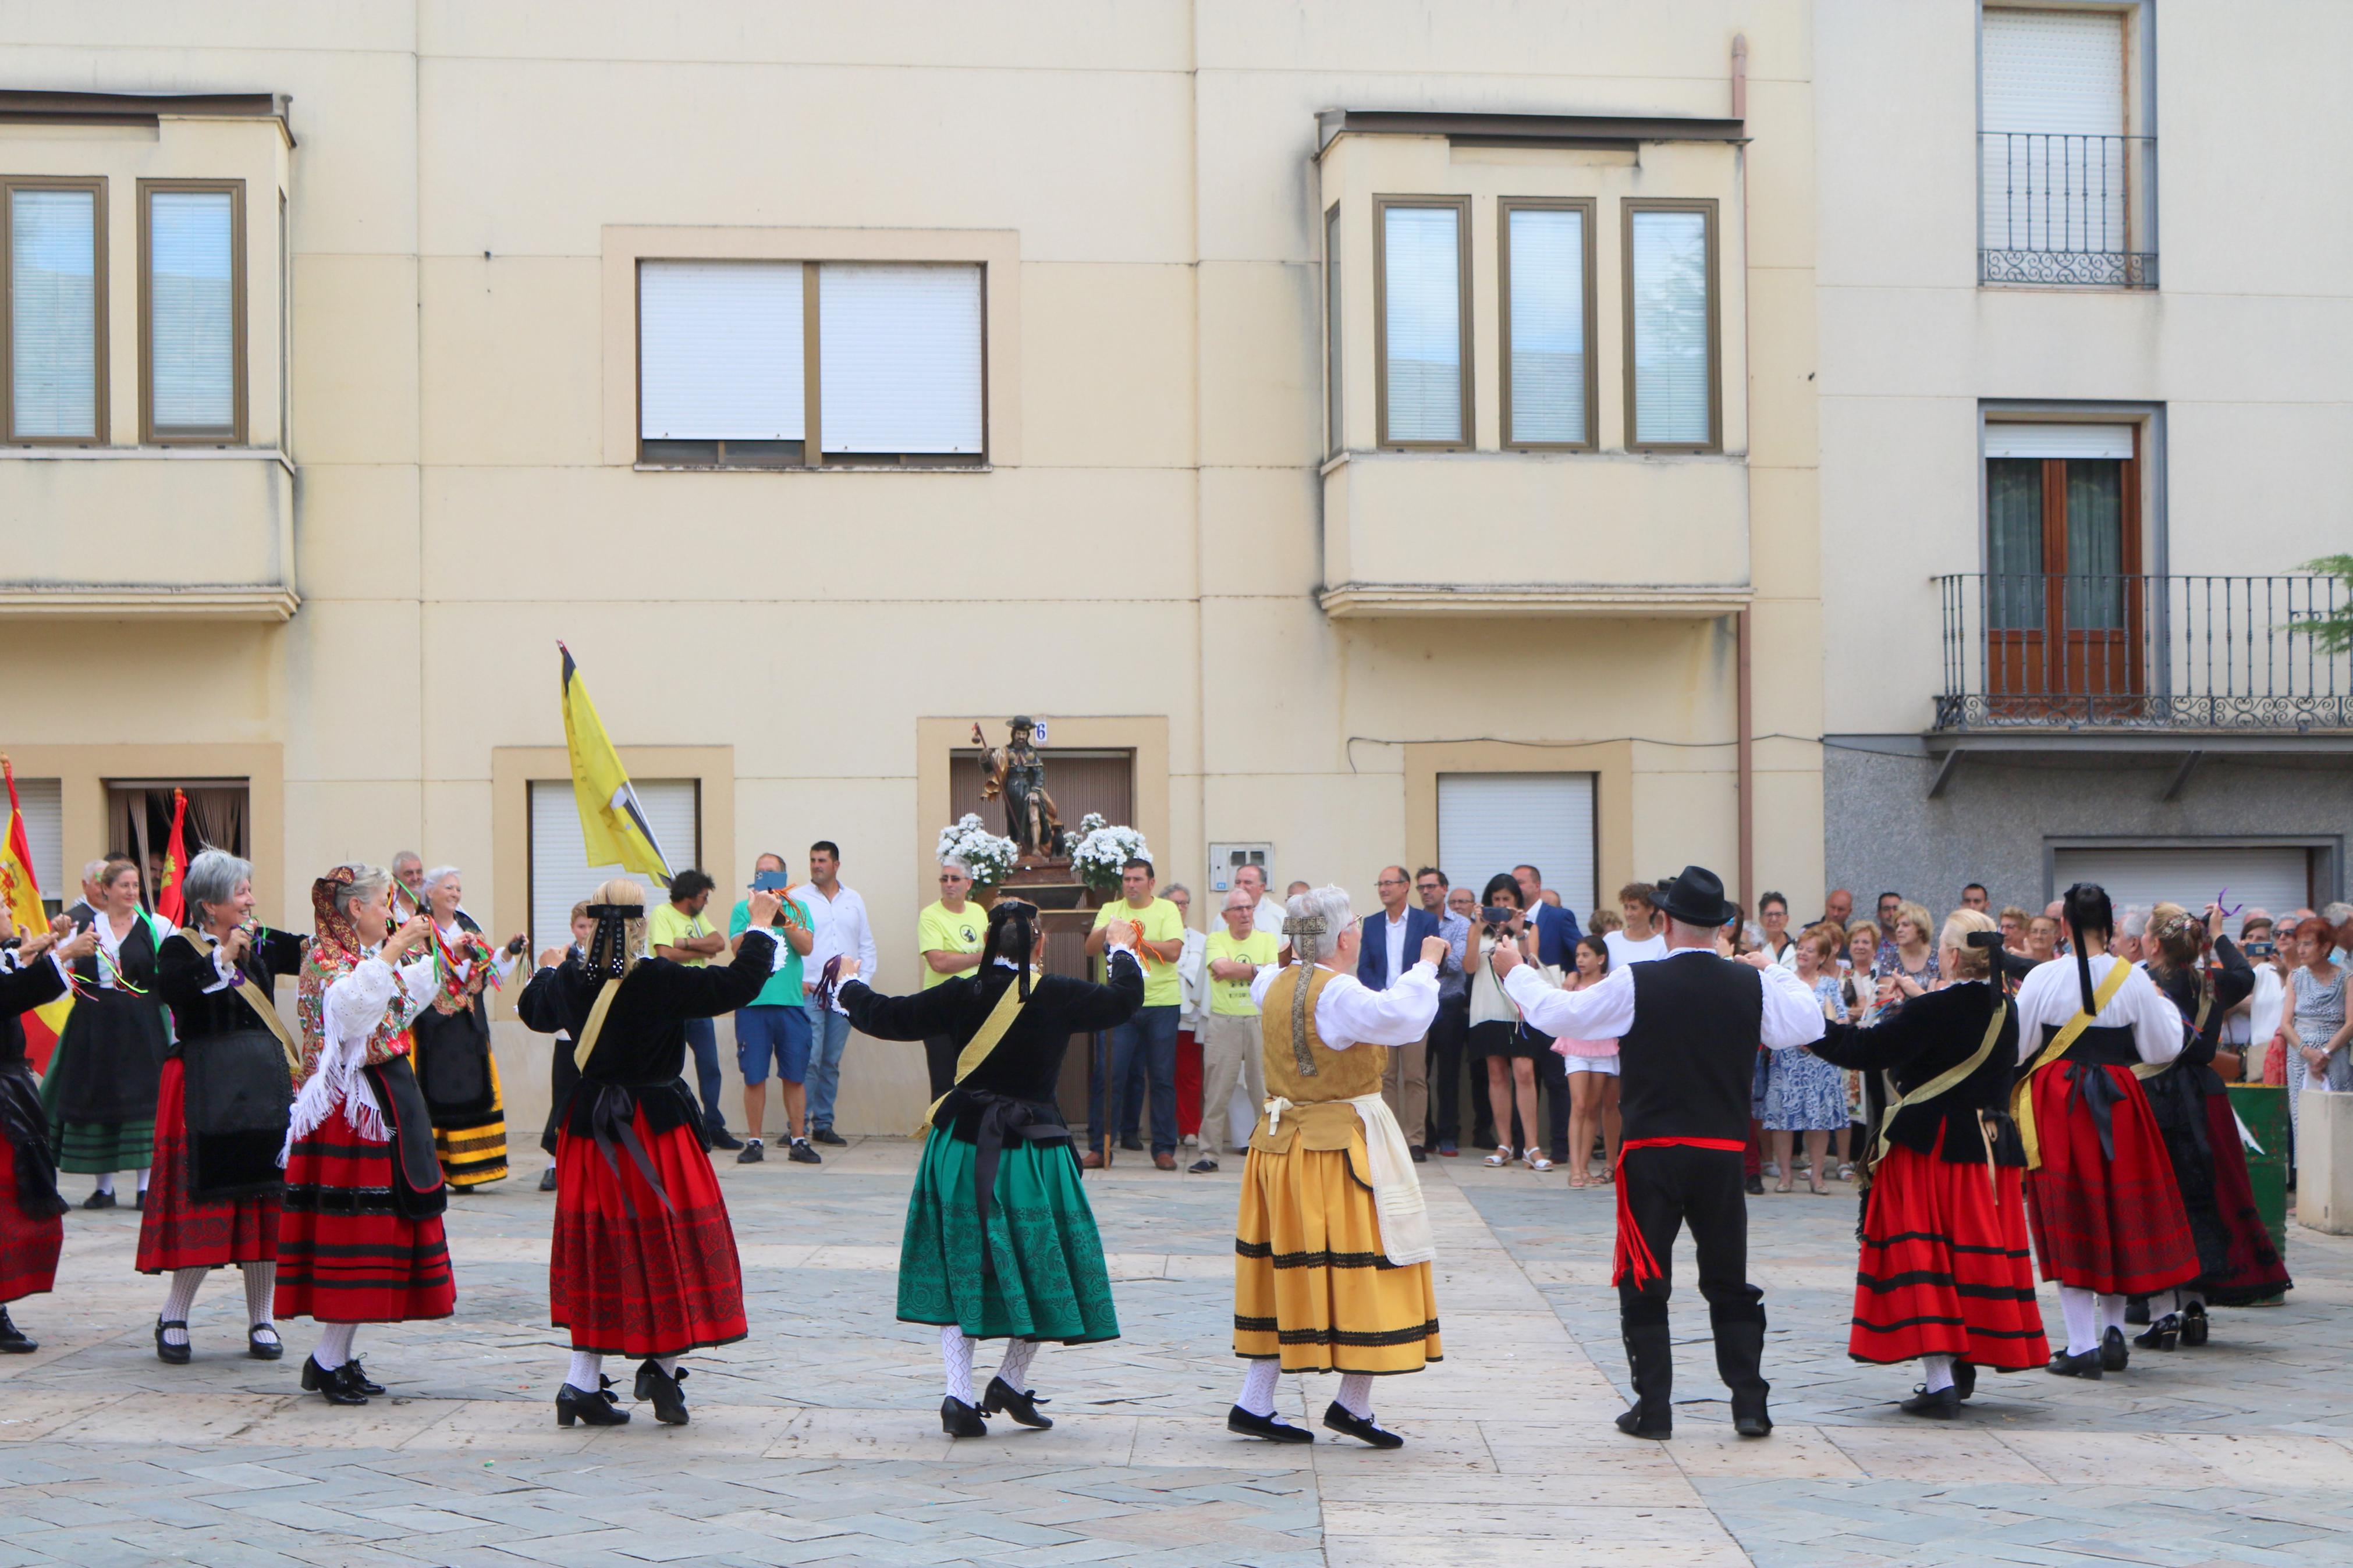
[584,902,643,979]
[982,898,1042,999]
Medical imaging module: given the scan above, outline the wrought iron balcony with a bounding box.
[1979,132,2157,289]
[1935,573,2352,733]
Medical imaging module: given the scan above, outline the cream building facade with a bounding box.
[7,3,2340,1134]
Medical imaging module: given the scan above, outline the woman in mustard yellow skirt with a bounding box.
[1230,885,1448,1448]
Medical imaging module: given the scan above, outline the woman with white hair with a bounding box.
[142,850,310,1364]
[276,865,451,1406]
[1228,884,1449,1449]
[409,865,525,1189]
[517,878,780,1428]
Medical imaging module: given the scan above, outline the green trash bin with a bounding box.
[2228,1082,2290,1265]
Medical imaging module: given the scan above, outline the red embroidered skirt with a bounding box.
[0,1126,62,1305]
[1851,1138,2047,1369]
[551,1110,745,1357]
[275,1101,455,1324]
[2022,1063,2199,1297]
[136,1059,281,1275]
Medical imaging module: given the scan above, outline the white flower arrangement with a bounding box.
[1067,813,1151,894]
[936,813,1020,888]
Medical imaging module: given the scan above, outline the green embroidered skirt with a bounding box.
[897,1128,1119,1345]
[40,1068,154,1174]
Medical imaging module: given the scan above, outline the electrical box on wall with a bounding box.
[1208,842,1272,893]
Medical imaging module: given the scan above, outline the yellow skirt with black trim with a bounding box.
[432,1052,509,1189]
[1233,1139,1441,1375]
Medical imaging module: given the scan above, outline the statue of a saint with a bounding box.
[975,717,1064,859]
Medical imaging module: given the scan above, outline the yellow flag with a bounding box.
[558,643,673,886]
[2,755,72,1066]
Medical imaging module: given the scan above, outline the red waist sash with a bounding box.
[1613,1136,1748,1288]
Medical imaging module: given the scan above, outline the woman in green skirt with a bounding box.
[837,896,1141,1437]
[42,859,174,1208]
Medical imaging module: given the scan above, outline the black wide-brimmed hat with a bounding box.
[1657,865,1740,929]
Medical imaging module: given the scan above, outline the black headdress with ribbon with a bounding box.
[584,902,643,979]
[980,897,1042,999]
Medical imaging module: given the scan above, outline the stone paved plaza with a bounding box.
[4,1137,2352,1567]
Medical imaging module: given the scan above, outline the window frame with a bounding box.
[1497,195,1598,453]
[138,176,247,446]
[1619,197,1722,455]
[633,256,989,470]
[1371,193,1474,452]
[1323,202,1342,458]
[2,175,109,447]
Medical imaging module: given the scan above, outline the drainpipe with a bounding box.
[1731,34,1754,911]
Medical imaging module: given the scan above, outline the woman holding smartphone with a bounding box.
[1468,875,1547,1171]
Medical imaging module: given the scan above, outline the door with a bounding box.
[1984,424,2143,717]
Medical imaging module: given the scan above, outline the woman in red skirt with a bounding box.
[517,877,778,1428]
[2014,883,2199,1378]
[1808,909,2047,1418]
[144,850,309,1364]
[0,913,93,1353]
[277,865,453,1406]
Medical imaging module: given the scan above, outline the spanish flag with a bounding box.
[1,755,72,1072]
[558,642,673,887]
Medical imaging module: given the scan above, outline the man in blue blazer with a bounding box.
[1514,863,1585,967]
[1360,866,1443,1160]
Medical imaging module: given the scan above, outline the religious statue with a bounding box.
[974,717,1064,860]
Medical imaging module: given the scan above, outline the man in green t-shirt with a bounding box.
[726,853,818,1164]
[648,869,741,1149]
[1193,887,1277,1172]
[1083,858,1187,1168]
[915,858,992,1097]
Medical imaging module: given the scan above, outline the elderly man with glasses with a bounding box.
[1359,866,1445,1163]
[918,860,992,1098]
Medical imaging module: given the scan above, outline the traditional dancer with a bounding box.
[2013,883,2197,1378]
[41,858,171,1209]
[835,898,1141,1437]
[1807,909,2047,1418]
[277,865,455,1406]
[534,901,593,1192]
[409,866,522,1189]
[0,912,95,1353]
[144,851,308,1364]
[1228,886,1446,1449]
[2133,904,2288,1347]
[1499,865,1826,1440]
[517,879,775,1428]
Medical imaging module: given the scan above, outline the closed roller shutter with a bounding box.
[818,262,983,455]
[638,261,804,440]
[2,776,63,902]
[1981,9,2128,252]
[528,778,700,954]
[1437,774,1596,919]
[2050,845,2313,921]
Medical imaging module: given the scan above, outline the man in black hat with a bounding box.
[1491,864,1826,1440]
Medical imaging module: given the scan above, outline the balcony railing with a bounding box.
[1979,131,2157,289]
[1935,573,2352,732]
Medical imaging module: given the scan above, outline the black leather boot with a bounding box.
[634,1360,690,1425]
[556,1375,629,1426]
[1713,1298,1772,1437]
[0,1307,34,1354]
[1615,1322,1674,1439]
[981,1375,1052,1430]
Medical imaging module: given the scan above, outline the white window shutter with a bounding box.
[528,778,700,954]
[1382,205,1463,442]
[818,262,984,454]
[1981,9,2128,251]
[638,261,804,440]
[1436,773,1598,920]
[9,189,98,439]
[1628,209,1710,445]
[1982,423,2134,460]
[2050,846,2309,921]
[148,189,236,432]
[1507,207,1586,444]
[3,776,64,898]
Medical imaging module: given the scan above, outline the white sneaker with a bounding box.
[1761,1161,1781,1179]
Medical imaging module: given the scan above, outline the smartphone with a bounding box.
[751,870,793,893]
[1481,905,1518,926]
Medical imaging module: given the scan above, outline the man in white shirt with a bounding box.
[791,840,878,1146]
[1234,865,1290,958]
[1494,865,1822,1442]
[1357,866,1439,1161]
